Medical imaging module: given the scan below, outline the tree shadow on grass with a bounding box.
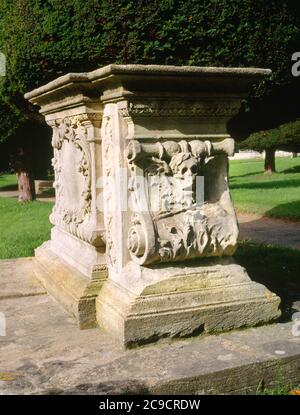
[264,201,300,221]
[281,165,300,174]
[235,241,300,322]
[230,177,300,190]
[0,183,18,191]
[229,171,262,179]
[0,173,18,191]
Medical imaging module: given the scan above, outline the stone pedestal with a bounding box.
[98,259,280,347]
[25,65,280,343]
[25,75,107,328]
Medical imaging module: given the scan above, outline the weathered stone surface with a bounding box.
[97,259,280,347]
[24,64,272,106]
[25,64,280,345]
[93,65,280,344]
[0,258,46,300]
[24,71,107,325]
[34,242,106,329]
[0,261,298,395]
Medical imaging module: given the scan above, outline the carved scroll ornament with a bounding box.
[126,138,238,265]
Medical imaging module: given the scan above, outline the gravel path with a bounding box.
[0,190,55,203]
[238,212,300,250]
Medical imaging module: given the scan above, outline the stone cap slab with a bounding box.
[25,64,271,99]
[25,64,271,114]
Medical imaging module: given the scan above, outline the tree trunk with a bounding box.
[11,145,36,202]
[17,170,35,202]
[264,148,276,174]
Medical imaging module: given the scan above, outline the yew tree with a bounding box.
[239,119,300,173]
[0,0,300,199]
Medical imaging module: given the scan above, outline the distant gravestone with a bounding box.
[34,180,54,195]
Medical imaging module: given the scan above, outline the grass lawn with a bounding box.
[0,196,53,259]
[229,157,300,220]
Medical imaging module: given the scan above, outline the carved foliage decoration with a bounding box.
[126,139,238,265]
[48,115,95,244]
[101,114,118,269]
[119,100,241,118]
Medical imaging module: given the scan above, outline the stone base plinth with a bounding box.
[1,257,298,395]
[34,241,107,329]
[96,259,281,348]
[50,227,106,280]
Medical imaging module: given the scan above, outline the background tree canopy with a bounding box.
[241,120,300,152]
[0,0,300,174]
[239,119,300,173]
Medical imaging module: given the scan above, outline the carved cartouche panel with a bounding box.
[48,115,101,246]
[126,139,238,265]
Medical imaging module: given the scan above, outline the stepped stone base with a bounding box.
[97,259,281,347]
[34,241,107,329]
[1,258,298,395]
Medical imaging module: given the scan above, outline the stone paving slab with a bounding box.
[0,258,46,300]
[0,258,299,395]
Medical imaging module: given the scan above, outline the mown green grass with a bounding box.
[0,196,53,258]
[229,157,300,220]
